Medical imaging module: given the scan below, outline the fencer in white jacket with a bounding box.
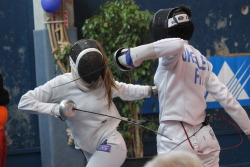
[114,5,250,167]
[18,39,154,167]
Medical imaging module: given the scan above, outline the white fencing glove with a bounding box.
[151,86,158,96]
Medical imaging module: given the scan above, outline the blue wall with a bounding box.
[0,0,39,150]
[0,0,249,167]
[0,0,41,166]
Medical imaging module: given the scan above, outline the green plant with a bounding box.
[54,42,72,72]
[82,0,157,158]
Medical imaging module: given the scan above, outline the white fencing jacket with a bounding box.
[151,39,250,135]
[18,73,150,153]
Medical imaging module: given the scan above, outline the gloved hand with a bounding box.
[113,48,133,71]
[114,42,157,71]
[149,86,158,97]
[59,100,77,120]
[151,86,158,96]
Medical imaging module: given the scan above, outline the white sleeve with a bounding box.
[206,72,250,135]
[118,38,184,68]
[18,78,60,116]
[152,38,184,58]
[153,38,185,69]
[112,81,150,100]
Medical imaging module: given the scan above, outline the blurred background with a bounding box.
[0,0,249,166]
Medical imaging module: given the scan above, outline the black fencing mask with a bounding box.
[149,8,174,42]
[70,39,105,86]
[149,6,191,42]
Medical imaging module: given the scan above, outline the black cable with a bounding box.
[52,62,113,88]
[168,125,204,152]
[74,108,172,141]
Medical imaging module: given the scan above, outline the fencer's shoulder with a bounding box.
[183,40,189,44]
[54,73,72,80]
[49,73,72,85]
[154,37,184,44]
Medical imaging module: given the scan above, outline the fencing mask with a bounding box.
[70,39,105,91]
[149,5,192,42]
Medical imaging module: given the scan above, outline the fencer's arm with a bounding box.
[18,87,76,120]
[206,71,250,136]
[18,86,61,116]
[114,38,184,71]
[18,76,76,120]
[112,81,157,100]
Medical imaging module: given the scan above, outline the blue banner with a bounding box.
[206,56,250,109]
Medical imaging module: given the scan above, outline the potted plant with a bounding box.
[82,0,157,162]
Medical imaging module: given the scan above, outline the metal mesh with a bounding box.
[70,39,104,84]
[78,52,104,84]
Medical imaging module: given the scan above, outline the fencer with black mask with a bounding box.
[114,5,250,167]
[18,39,155,167]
